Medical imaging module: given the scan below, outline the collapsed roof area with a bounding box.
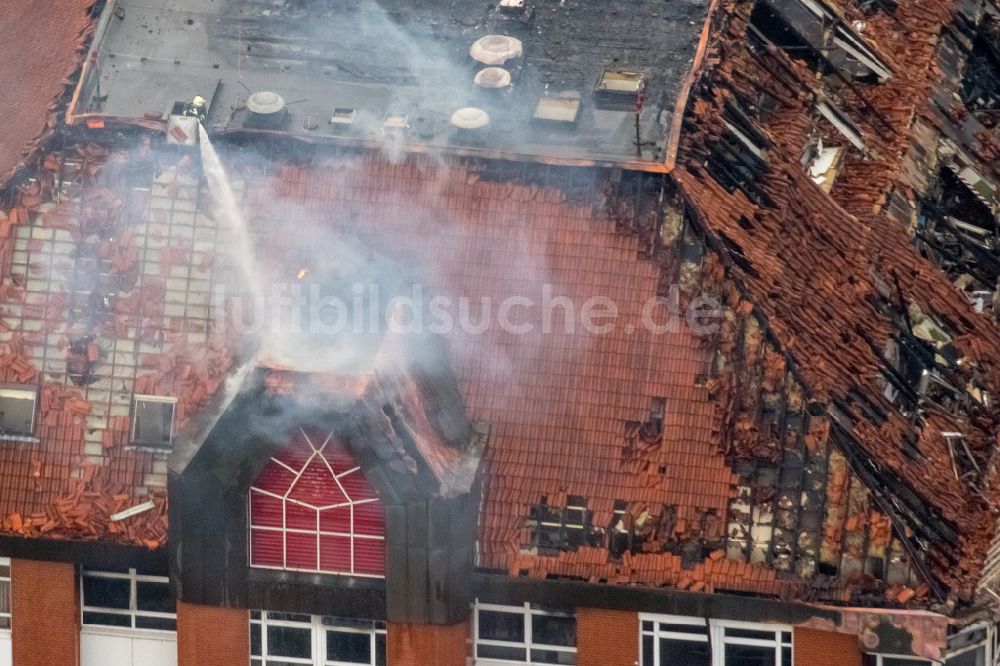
[672,0,1000,604]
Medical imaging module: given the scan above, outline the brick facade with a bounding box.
[387,620,470,666]
[11,558,79,666]
[576,608,639,666]
[176,600,249,666]
[794,627,862,666]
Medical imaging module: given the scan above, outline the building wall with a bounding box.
[176,601,248,666]
[794,627,862,666]
[387,620,469,666]
[576,608,639,666]
[11,558,79,666]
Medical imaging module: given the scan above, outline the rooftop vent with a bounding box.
[533,93,580,125]
[450,107,490,130]
[474,67,512,89]
[245,91,287,128]
[470,35,523,66]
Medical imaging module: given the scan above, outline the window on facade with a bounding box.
[0,558,10,630]
[131,395,176,449]
[474,601,577,665]
[722,624,792,666]
[250,611,386,666]
[249,427,385,577]
[640,616,710,666]
[81,568,175,631]
[640,615,792,666]
[0,386,37,440]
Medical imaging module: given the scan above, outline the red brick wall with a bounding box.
[794,627,862,666]
[11,558,79,666]
[576,608,639,666]
[176,600,249,666]
[387,620,469,666]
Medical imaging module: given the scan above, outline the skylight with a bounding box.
[0,386,37,441]
[533,95,580,124]
[596,69,646,95]
[131,395,177,449]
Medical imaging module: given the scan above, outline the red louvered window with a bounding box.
[249,427,385,577]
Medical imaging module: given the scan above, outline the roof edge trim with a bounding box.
[664,0,721,172]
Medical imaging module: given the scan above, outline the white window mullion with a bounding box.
[261,611,269,660]
[710,620,725,666]
[129,569,138,629]
[313,614,323,666]
[473,600,480,659]
[523,602,531,661]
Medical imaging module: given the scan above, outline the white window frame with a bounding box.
[80,568,175,632]
[0,557,10,632]
[639,614,793,666]
[130,395,177,449]
[473,601,577,665]
[250,611,386,666]
[248,428,385,579]
[866,655,932,666]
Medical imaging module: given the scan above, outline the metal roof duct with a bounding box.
[245,91,288,129]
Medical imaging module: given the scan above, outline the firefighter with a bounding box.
[183,95,207,122]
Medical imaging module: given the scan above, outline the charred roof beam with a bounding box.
[747,5,897,136]
[827,424,951,602]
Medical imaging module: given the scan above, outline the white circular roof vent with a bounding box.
[474,67,512,89]
[450,107,490,130]
[246,91,286,115]
[470,35,523,66]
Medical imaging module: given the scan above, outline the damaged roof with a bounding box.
[69,0,711,168]
[673,0,1000,601]
[0,0,96,185]
[2,0,1000,640]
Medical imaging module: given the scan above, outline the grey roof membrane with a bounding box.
[79,0,711,166]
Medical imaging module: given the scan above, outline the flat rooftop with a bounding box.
[71,0,711,169]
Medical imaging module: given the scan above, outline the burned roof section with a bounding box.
[69,0,711,168]
[673,0,1000,601]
